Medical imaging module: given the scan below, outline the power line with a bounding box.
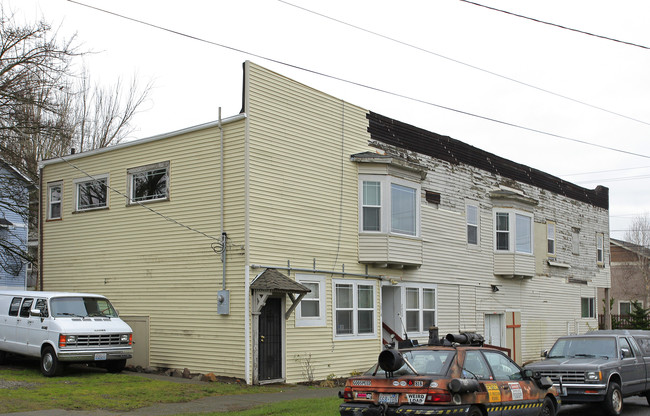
[562,165,650,177]
[459,0,650,50]
[66,0,650,160]
[278,0,650,127]
[575,174,650,185]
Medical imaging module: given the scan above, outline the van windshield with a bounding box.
[50,297,118,318]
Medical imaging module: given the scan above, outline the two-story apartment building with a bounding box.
[0,157,31,289]
[39,62,610,384]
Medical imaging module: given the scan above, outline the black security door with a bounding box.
[258,297,282,381]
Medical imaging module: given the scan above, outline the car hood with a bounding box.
[51,317,132,333]
[526,357,612,370]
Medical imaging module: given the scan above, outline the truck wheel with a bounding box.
[467,405,482,416]
[645,390,650,407]
[105,359,126,373]
[0,351,6,365]
[604,382,623,416]
[540,397,555,416]
[40,346,62,377]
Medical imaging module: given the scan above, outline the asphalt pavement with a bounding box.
[0,370,341,416]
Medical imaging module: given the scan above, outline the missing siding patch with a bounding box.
[425,191,441,205]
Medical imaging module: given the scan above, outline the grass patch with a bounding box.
[0,364,282,413]
[172,396,342,416]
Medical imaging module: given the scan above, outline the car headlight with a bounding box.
[586,371,601,381]
[59,334,77,347]
[120,334,132,344]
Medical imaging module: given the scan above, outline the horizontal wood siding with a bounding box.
[246,62,382,382]
[41,120,248,376]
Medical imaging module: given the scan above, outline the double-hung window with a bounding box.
[333,280,376,339]
[295,275,326,327]
[404,285,437,334]
[494,210,533,253]
[581,297,595,318]
[466,204,479,246]
[47,181,63,220]
[596,233,604,266]
[127,161,170,204]
[74,175,108,211]
[547,221,556,256]
[360,176,419,237]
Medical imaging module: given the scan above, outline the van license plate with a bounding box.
[378,393,398,404]
[94,353,107,361]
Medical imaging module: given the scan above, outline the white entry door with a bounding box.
[484,313,504,347]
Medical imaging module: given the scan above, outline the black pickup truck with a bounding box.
[525,330,650,416]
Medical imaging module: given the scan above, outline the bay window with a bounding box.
[359,175,420,237]
[493,209,533,253]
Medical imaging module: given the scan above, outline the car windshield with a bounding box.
[548,337,616,359]
[51,296,118,318]
[367,349,454,376]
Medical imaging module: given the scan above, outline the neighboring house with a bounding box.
[39,62,610,384]
[598,238,650,318]
[0,158,31,289]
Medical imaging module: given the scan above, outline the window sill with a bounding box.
[547,260,571,269]
[127,197,170,206]
[72,207,109,214]
[333,334,377,341]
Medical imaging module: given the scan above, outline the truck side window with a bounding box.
[34,298,49,317]
[619,337,634,359]
[19,298,34,318]
[9,297,22,316]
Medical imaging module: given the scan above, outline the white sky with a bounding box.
[11,0,650,240]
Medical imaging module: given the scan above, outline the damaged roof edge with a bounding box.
[39,113,247,169]
[366,111,609,210]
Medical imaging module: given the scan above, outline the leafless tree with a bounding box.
[623,214,650,308]
[0,7,151,285]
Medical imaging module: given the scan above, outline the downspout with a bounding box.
[219,107,226,290]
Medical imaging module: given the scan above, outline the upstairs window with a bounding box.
[74,175,108,211]
[47,181,63,220]
[547,221,556,256]
[596,233,604,265]
[362,181,381,232]
[127,161,170,204]
[466,204,479,246]
[494,210,533,254]
[359,176,420,237]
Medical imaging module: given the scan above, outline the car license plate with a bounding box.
[406,394,426,404]
[378,393,399,404]
[94,353,107,361]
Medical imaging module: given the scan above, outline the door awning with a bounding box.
[250,268,311,319]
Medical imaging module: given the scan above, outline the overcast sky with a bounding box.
[12,0,650,240]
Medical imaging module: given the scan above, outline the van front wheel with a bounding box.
[105,359,126,373]
[40,346,62,377]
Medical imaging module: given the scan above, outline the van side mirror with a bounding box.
[30,308,42,317]
[541,349,548,358]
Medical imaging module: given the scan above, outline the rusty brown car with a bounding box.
[339,331,560,416]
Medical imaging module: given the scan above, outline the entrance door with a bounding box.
[258,297,282,381]
[484,313,504,347]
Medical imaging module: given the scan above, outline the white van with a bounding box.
[0,290,133,376]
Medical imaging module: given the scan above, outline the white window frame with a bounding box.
[596,233,604,266]
[47,181,63,220]
[359,175,421,237]
[547,221,556,256]
[127,161,170,205]
[493,209,533,254]
[401,283,437,336]
[295,274,326,327]
[332,279,377,340]
[466,203,479,246]
[581,297,595,318]
[74,174,109,212]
